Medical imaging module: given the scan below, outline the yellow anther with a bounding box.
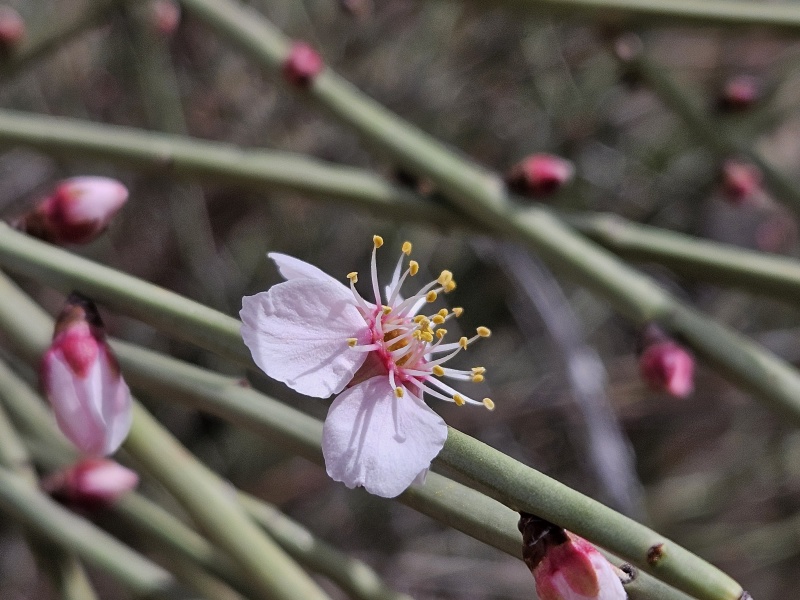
[382,305,392,315]
[402,241,412,255]
[432,315,445,325]
[432,365,445,376]
[452,307,464,317]
[482,398,495,411]
[453,394,466,406]
[373,235,384,248]
[426,291,438,303]
[422,332,434,343]
[409,261,419,276]
[444,281,456,293]
[437,308,448,318]
[347,338,358,347]
[436,328,447,339]
[471,373,485,383]
[347,272,358,283]
[394,387,404,398]
[413,315,425,323]
[437,270,453,285]
[472,366,486,374]
[477,326,491,338]
[459,336,469,349]
[412,330,422,340]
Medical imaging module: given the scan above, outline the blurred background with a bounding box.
[1,0,800,598]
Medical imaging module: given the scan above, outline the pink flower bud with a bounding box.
[520,514,626,600]
[721,160,762,205]
[149,0,181,36]
[506,153,575,198]
[20,176,128,245]
[639,340,694,398]
[719,75,761,112]
[282,42,323,88]
[0,6,24,49]
[41,294,132,456]
[42,458,138,510]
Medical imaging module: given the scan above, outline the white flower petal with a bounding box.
[96,348,133,455]
[241,278,370,398]
[268,252,346,288]
[322,376,447,498]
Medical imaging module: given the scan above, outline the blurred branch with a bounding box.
[0,270,703,600]
[440,0,800,30]
[0,466,198,599]
[0,0,123,79]
[615,44,800,219]
[0,109,444,223]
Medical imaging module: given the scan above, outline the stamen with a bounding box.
[477,326,491,337]
[437,270,453,285]
[426,291,438,303]
[472,366,486,374]
[373,235,384,248]
[437,308,449,318]
[394,387,404,398]
[402,241,412,255]
[432,365,445,376]
[409,261,419,276]
[471,373,485,383]
[347,272,358,283]
[436,328,447,339]
[453,394,465,406]
[432,315,445,325]
[459,337,469,349]
[371,236,382,305]
[452,307,464,317]
[444,280,456,293]
[382,305,392,315]
[347,338,358,347]
[483,398,495,411]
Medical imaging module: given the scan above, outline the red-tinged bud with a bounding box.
[639,340,694,399]
[282,42,323,88]
[519,514,627,600]
[0,6,24,49]
[41,294,132,456]
[19,176,128,245]
[506,153,575,198]
[42,458,138,510]
[721,160,762,205]
[149,0,181,36]
[719,75,761,112]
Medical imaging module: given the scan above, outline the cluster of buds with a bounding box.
[519,513,627,600]
[15,176,128,245]
[41,293,133,456]
[637,324,694,399]
[282,42,324,88]
[42,458,139,510]
[505,153,575,198]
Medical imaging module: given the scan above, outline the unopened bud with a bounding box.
[43,458,138,510]
[148,0,181,36]
[0,6,24,49]
[519,513,627,600]
[19,176,128,245]
[41,294,132,456]
[718,75,761,112]
[282,42,323,88]
[721,159,762,205]
[506,153,575,198]
[638,338,694,399]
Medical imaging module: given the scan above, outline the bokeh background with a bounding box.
[1,0,800,598]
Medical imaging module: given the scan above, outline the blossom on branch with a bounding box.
[240,236,494,498]
[41,294,132,456]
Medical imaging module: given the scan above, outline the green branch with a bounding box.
[0,270,699,600]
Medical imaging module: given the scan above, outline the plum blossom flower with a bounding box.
[241,236,494,498]
[520,513,627,600]
[41,294,132,456]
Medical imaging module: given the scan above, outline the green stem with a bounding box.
[124,402,333,600]
[0,109,440,223]
[0,271,699,600]
[0,0,123,79]
[449,0,800,28]
[0,465,198,599]
[566,211,800,301]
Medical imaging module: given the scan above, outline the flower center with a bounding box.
[346,236,495,411]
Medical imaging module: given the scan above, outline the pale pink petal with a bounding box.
[268,252,344,287]
[589,552,627,600]
[96,347,133,455]
[241,278,370,398]
[322,376,447,498]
